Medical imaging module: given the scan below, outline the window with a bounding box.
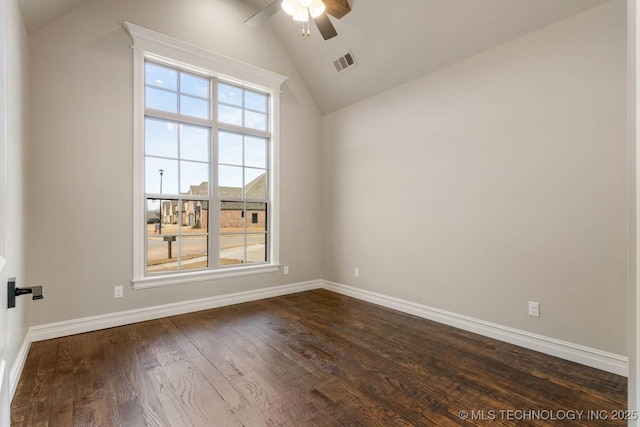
[126,23,287,288]
[144,62,271,274]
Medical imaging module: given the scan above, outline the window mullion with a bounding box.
[176,123,182,271]
[217,123,269,138]
[177,70,182,118]
[146,193,208,200]
[243,202,247,263]
[211,77,220,269]
[177,199,182,271]
[144,109,214,128]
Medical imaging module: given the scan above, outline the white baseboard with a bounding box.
[9,328,31,399]
[322,280,628,377]
[9,277,628,403]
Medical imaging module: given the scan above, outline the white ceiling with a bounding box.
[20,0,610,115]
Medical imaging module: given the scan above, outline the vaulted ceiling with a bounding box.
[19,0,88,34]
[19,0,610,114]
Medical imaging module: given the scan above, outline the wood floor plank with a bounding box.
[154,317,269,426]
[108,324,172,427]
[11,289,627,426]
[10,340,56,427]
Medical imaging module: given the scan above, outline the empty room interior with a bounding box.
[1,0,638,425]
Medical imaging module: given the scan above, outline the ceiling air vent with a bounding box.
[333,51,357,74]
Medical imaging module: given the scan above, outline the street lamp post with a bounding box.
[158,169,164,234]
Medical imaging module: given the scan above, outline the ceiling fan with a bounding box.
[244,0,351,41]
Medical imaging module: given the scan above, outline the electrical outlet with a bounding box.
[355,268,360,278]
[528,301,539,317]
[283,266,289,275]
[114,285,124,299]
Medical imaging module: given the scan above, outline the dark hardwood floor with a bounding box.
[11,289,626,426]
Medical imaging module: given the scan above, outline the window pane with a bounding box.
[180,95,209,120]
[160,200,179,231]
[147,199,178,273]
[146,199,162,228]
[146,87,177,113]
[219,165,243,198]
[218,104,242,126]
[181,235,208,271]
[220,234,244,266]
[220,201,244,233]
[244,110,267,131]
[182,200,209,233]
[245,168,266,199]
[145,63,177,90]
[180,124,209,162]
[246,233,267,264]
[245,91,267,113]
[180,161,209,194]
[146,157,178,195]
[218,83,242,107]
[245,136,267,168]
[180,72,209,98]
[246,202,266,232]
[219,131,243,166]
[145,118,178,158]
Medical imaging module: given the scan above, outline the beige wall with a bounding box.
[3,0,29,395]
[322,0,628,355]
[25,0,323,325]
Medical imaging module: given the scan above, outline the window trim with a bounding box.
[125,22,287,289]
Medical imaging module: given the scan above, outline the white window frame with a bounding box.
[125,23,287,289]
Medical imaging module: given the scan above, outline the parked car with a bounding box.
[147,218,160,224]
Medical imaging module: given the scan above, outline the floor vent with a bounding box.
[333,51,357,73]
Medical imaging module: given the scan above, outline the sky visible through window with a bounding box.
[144,126,268,197]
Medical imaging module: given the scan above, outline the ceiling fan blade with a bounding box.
[244,0,281,28]
[323,0,351,19]
[313,12,338,40]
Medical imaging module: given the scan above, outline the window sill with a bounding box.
[131,264,281,289]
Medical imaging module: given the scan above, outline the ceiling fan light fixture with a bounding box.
[245,0,349,40]
[308,0,325,18]
[281,0,297,16]
[282,0,308,20]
